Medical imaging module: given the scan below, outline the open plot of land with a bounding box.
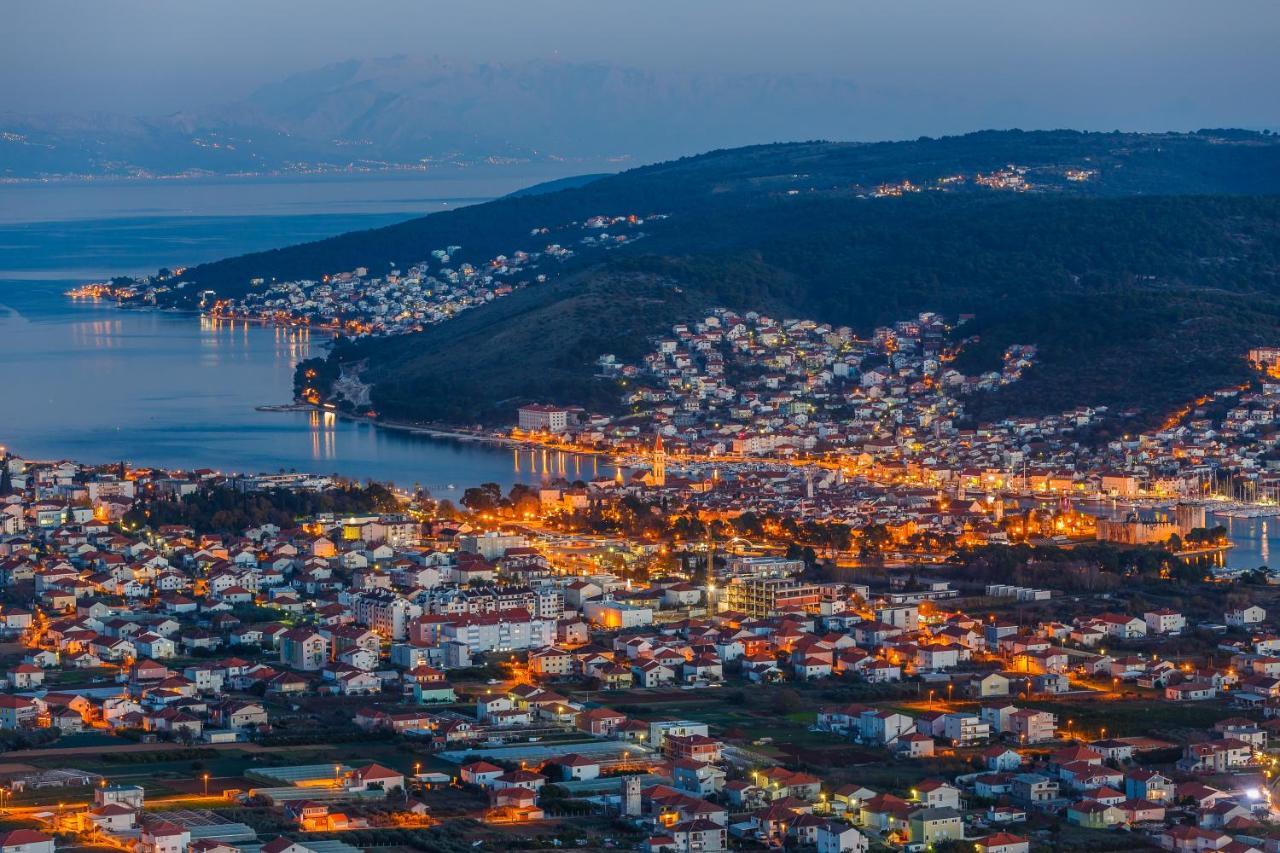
[5,741,333,759]
[438,741,648,765]
[1018,697,1229,741]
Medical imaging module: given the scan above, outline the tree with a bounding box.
[770,688,803,714]
[859,523,893,560]
[539,783,569,802]
[732,512,764,538]
[461,483,502,513]
[507,483,543,518]
[363,483,400,512]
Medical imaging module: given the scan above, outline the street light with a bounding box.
[203,773,210,796]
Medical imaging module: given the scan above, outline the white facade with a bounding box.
[441,614,554,653]
[352,590,422,640]
[942,713,990,746]
[816,824,869,853]
[518,405,570,433]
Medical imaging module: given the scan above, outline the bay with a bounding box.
[0,175,596,494]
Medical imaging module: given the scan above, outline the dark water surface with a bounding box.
[0,178,592,492]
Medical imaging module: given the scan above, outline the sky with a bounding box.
[4,0,1279,137]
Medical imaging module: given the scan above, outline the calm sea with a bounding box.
[0,174,595,494]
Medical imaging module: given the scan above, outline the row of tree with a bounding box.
[121,482,400,534]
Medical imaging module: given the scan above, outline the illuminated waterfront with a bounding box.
[0,205,591,493]
[1,280,592,492]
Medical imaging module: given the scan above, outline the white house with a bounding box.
[1091,614,1146,639]
[816,823,869,853]
[1143,609,1185,635]
[0,832,53,853]
[1226,606,1266,628]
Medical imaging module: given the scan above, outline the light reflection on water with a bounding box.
[1050,499,1280,571]
[0,279,589,492]
[0,189,602,493]
[1214,513,1278,571]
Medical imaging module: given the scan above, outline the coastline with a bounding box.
[63,291,607,461]
[255,401,611,458]
[206,311,344,333]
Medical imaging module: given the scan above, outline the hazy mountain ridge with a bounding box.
[159,129,1280,305]
[0,55,874,178]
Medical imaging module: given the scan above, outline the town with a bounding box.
[41,286,1280,853]
[12,2,1280,852]
[67,214,663,338]
[509,310,1280,564]
[0,425,1279,853]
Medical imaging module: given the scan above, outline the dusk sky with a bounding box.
[5,0,1279,138]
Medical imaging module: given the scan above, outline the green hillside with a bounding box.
[315,193,1280,429]
[170,130,1280,303]
[159,130,1280,430]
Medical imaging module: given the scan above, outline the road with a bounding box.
[2,792,227,820]
[2,741,333,759]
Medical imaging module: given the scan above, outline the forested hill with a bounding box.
[169,129,1280,430]
[168,130,1280,303]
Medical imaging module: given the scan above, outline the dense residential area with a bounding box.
[37,238,1280,853]
[509,311,1280,561]
[71,214,663,340]
[1,448,1280,853]
[7,0,1280,850]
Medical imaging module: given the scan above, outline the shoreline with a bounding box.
[255,401,611,459]
[206,311,344,333]
[63,291,608,462]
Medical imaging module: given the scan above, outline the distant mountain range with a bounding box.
[149,129,1280,434]
[0,55,884,179]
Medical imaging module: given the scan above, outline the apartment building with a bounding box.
[722,577,822,618]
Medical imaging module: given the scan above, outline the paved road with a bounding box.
[2,741,333,759]
[2,792,227,819]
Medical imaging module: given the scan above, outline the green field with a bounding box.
[1019,697,1227,740]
